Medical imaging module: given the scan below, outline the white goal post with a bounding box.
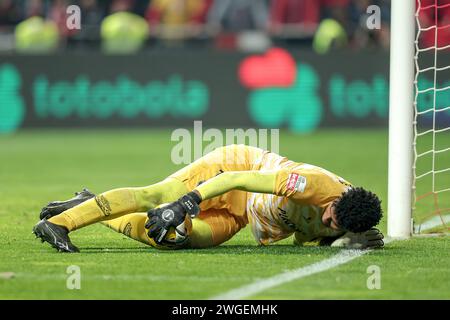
[387,0,416,238]
[389,0,450,237]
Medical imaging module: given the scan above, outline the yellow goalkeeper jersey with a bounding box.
[247,150,351,245]
[170,145,351,245]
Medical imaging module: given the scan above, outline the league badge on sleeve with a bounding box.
[287,173,307,192]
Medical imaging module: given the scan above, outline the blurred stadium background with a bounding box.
[0,0,447,132]
[0,0,449,299]
[1,0,394,52]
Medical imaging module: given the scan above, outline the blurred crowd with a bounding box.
[0,0,444,53]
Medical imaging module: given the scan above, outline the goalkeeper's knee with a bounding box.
[134,179,189,211]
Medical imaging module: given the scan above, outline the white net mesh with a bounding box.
[413,0,450,233]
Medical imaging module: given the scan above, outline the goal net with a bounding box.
[413,0,450,233]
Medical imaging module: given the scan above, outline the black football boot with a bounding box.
[33,219,79,253]
[39,188,95,220]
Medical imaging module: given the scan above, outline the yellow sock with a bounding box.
[101,212,150,245]
[48,178,189,232]
[48,188,137,231]
[101,212,213,249]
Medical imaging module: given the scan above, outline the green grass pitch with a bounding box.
[0,129,448,299]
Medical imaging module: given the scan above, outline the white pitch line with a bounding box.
[211,216,449,300]
[209,247,379,300]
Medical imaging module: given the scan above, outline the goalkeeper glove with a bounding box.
[145,192,201,244]
[331,228,384,249]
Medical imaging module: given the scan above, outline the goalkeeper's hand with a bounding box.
[145,192,201,244]
[331,228,384,249]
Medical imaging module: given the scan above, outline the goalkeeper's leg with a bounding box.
[101,212,191,249]
[101,213,153,246]
[44,144,253,234]
[189,208,248,249]
[46,178,189,232]
[101,208,247,250]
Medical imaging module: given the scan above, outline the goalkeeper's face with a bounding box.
[322,203,341,230]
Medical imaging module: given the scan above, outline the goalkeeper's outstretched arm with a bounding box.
[146,171,280,243]
[193,170,278,200]
[193,171,384,249]
[192,168,344,206]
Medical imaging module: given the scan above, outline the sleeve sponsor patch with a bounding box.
[287,173,307,192]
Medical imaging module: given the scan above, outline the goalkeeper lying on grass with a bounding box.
[33,144,384,253]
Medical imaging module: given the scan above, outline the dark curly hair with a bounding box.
[334,187,383,233]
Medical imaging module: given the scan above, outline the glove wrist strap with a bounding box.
[187,191,202,204]
[179,192,201,218]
